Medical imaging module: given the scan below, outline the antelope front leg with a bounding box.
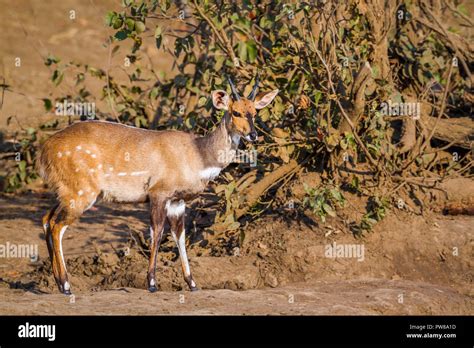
[147,195,166,292]
[168,208,198,292]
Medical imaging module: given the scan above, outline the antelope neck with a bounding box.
[195,113,240,168]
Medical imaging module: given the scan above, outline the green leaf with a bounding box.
[259,108,270,121]
[18,160,26,173]
[112,18,123,30]
[105,11,116,26]
[237,41,247,62]
[45,55,60,66]
[125,18,135,31]
[214,55,225,71]
[42,99,53,112]
[247,41,257,62]
[51,70,64,86]
[323,203,336,217]
[330,189,343,202]
[198,96,207,107]
[114,30,129,41]
[135,21,146,34]
[150,87,159,100]
[259,16,272,29]
[154,26,162,38]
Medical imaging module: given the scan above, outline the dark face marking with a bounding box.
[229,98,258,140]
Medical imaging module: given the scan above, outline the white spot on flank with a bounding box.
[130,171,148,176]
[117,172,127,176]
[57,152,63,158]
[104,173,111,177]
[91,154,97,158]
[76,145,82,150]
[85,150,91,154]
[89,169,95,173]
[75,168,80,172]
[78,190,84,196]
[97,164,103,169]
[166,200,185,218]
[65,151,71,156]
[109,167,114,172]
[199,167,221,181]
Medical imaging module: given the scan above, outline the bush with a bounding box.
[3,0,473,234]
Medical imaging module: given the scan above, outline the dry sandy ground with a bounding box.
[0,0,171,130]
[0,193,472,315]
[0,279,470,315]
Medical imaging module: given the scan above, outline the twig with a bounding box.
[415,7,471,82]
[444,0,473,26]
[191,0,249,78]
[311,45,380,171]
[419,62,454,154]
[105,39,120,122]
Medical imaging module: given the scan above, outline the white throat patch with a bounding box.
[199,167,222,181]
[231,134,241,146]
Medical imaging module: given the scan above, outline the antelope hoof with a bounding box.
[59,282,72,295]
[148,285,158,293]
[60,286,72,296]
[186,276,198,291]
[148,278,158,293]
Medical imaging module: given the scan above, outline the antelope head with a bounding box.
[211,74,279,142]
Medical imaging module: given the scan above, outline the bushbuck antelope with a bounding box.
[37,77,278,294]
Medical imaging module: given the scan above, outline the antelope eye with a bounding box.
[232,111,241,117]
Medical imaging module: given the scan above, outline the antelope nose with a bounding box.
[249,132,258,141]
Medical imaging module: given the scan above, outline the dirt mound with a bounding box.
[0,193,472,314]
[22,248,264,292]
[6,206,472,299]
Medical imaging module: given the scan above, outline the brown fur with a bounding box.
[37,88,277,294]
[37,121,237,207]
[229,99,257,136]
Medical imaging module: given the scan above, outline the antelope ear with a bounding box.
[254,89,279,109]
[212,90,230,110]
